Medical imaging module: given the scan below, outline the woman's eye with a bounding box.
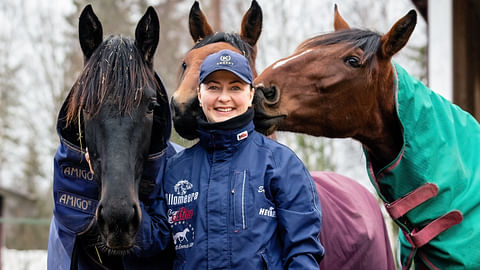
[345,56,361,68]
[231,86,241,90]
[208,85,219,90]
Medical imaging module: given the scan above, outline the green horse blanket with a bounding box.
[365,63,480,269]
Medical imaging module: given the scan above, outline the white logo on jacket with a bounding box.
[174,180,193,195]
[167,180,199,206]
[173,223,195,250]
[173,227,190,244]
[259,206,276,217]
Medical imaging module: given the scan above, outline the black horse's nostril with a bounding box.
[97,204,105,228]
[131,204,141,228]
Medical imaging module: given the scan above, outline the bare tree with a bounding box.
[0,0,25,189]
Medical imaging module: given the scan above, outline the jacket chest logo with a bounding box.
[168,207,194,224]
[167,179,199,206]
[259,207,276,218]
[172,223,195,250]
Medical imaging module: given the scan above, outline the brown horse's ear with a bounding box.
[79,4,103,62]
[333,4,350,31]
[380,10,417,59]
[189,1,214,42]
[135,6,160,66]
[240,0,263,47]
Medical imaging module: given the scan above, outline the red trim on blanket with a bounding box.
[418,251,441,270]
[399,230,416,270]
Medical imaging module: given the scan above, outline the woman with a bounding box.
[157,49,324,269]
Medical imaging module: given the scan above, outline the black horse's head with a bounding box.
[64,5,169,253]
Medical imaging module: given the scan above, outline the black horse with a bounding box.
[49,5,173,269]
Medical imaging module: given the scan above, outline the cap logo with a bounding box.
[220,55,231,62]
[217,54,234,66]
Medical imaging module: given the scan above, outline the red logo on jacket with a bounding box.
[168,207,194,224]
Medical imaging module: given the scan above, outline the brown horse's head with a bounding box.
[171,0,262,139]
[254,5,416,165]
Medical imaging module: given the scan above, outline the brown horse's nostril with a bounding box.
[261,86,279,104]
[170,97,180,118]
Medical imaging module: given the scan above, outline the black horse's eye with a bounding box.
[344,56,361,68]
[181,61,187,70]
[147,99,158,113]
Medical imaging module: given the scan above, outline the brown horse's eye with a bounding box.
[344,56,361,68]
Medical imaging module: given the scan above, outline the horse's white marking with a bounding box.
[273,49,313,69]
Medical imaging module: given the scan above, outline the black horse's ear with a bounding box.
[79,4,103,61]
[380,10,417,59]
[333,4,350,31]
[135,6,160,66]
[240,0,262,47]
[189,1,214,42]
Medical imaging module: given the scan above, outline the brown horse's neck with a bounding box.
[359,115,403,171]
[357,66,403,171]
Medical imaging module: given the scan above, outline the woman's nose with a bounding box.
[217,88,231,102]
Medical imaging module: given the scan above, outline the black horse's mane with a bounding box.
[66,35,162,125]
[298,29,382,77]
[193,32,254,62]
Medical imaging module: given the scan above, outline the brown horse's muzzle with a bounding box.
[170,96,202,140]
[253,86,285,135]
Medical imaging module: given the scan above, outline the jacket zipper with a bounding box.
[241,170,246,230]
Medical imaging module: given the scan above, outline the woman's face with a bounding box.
[198,70,254,123]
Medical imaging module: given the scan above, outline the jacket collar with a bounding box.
[197,108,255,152]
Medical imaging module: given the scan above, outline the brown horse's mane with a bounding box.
[66,35,161,125]
[177,32,255,86]
[297,29,382,80]
[192,32,255,62]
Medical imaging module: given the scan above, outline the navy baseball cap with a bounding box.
[199,49,253,85]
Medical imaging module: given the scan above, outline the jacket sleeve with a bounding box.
[133,157,173,257]
[269,152,324,269]
[133,195,172,257]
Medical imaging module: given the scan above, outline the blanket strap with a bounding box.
[386,183,463,247]
[403,210,463,248]
[385,183,438,219]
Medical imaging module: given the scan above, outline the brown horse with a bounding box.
[254,5,480,269]
[171,2,394,269]
[170,0,262,140]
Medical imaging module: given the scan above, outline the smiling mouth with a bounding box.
[216,108,234,112]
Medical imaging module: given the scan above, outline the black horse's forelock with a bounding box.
[298,29,382,78]
[66,35,161,124]
[192,32,254,61]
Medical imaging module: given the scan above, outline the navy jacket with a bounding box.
[158,117,324,269]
